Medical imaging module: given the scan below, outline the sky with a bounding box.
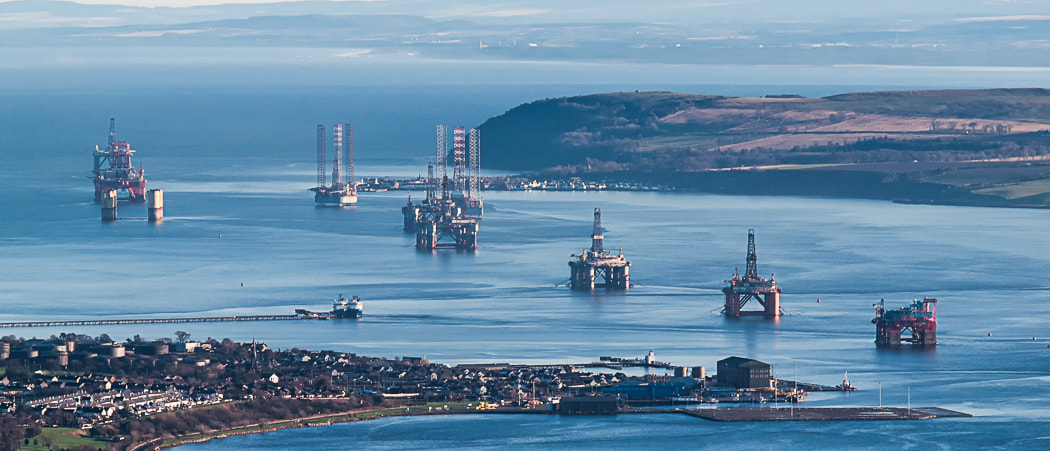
[1,0,1047,88]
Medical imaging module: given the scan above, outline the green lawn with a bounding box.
[973,179,1050,199]
[22,428,109,451]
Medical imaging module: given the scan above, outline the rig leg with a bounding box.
[148,189,164,223]
[101,190,118,222]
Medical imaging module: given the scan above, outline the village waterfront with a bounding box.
[0,83,1048,448]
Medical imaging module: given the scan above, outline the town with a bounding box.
[0,333,829,449]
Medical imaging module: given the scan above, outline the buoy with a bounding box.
[817,298,821,303]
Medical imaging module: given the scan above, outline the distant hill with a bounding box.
[477,89,1050,207]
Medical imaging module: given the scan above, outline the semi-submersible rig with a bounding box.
[723,229,782,318]
[92,117,147,203]
[401,125,482,250]
[873,297,938,347]
[568,208,631,290]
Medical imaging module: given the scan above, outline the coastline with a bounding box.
[153,403,971,449]
[373,158,1050,210]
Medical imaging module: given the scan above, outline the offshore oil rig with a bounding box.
[91,117,146,203]
[873,297,938,347]
[568,208,630,290]
[723,229,781,318]
[402,125,481,250]
[311,124,358,207]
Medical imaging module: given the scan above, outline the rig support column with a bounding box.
[101,190,117,222]
[148,189,164,223]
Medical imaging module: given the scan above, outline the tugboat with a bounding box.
[332,294,363,319]
[836,371,857,391]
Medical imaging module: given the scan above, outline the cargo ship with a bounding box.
[332,294,363,319]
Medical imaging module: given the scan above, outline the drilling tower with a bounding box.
[568,208,631,290]
[723,229,782,317]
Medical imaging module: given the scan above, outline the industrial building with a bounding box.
[723,229,782,317]
[716,356,772,389]
[556,395,619,415]
[603,377,700,400]
[568,208,631,290]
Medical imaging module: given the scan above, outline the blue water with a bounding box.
[1,81,1049,448]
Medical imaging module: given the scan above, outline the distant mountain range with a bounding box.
[3,0,1050,68]
[477,89,1050,207]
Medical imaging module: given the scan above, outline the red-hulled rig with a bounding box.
[92,117,146,203]
[873,297,938,347]
[723,229,782,318]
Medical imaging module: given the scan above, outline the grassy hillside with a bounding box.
[477,89,1050,207]
[479,88,1050,172]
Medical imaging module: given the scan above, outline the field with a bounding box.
[22,427,109,451]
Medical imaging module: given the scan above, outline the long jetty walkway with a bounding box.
[681,407,972,422]
[0,315,301,328]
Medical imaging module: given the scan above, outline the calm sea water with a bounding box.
[1,83,1048,448]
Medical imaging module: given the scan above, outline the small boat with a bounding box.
[836,371,857,391]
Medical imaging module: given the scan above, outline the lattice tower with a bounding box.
[468,128,480,201]
[435,125,447,198]
[453,126,466,193]
[745,228,759,280]
[332,124,344,189]
[426,162,435,202]
[316,124,326,188]
[108,117,117,147]
[591,208,604,254]
[344,123,354,189]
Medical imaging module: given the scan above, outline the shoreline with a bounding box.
[367,161,1050,210]
[153,404,971,449]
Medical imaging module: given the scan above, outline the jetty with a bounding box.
[0,315,302,328]
[682,407,972,422]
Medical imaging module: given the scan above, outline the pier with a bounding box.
[681,407,972,422]
[0,315,302,328]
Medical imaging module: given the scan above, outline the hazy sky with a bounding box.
[3,0,1048,22]
[1,0,1047,88]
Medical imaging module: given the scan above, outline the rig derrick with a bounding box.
[91,117,147,203]
[404,125,481,250]
[413,170,478,250]
[311,123,358,207]
[722,229,781,318]
[568,208,631,290]
[873,297,938,347]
